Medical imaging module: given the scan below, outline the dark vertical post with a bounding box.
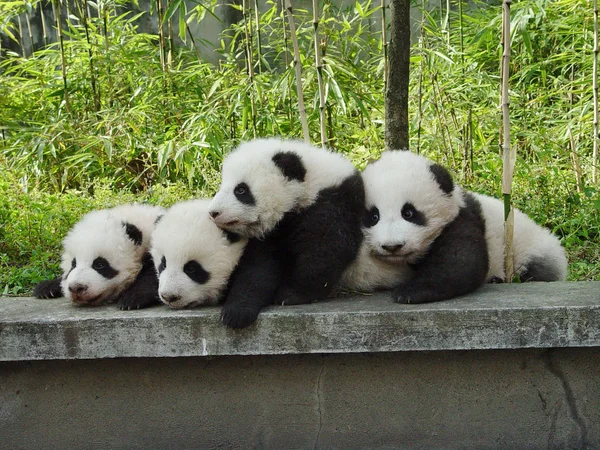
[385,0,410,150]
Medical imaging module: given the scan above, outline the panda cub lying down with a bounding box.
[33,204,165,309]
[341,150,567,303]
[150,199,248,309]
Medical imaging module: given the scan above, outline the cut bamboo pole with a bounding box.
[284,0,310,143]
[40,1,49,47]
[381,0,388,91]
[253,0,263,73]
[52,0,71,113]
[312,0,326,147]
[243,0,257,136]
[281,0,293,126]
[593,0,599,183]
[77,0,101,111]
[25,8,34,55]
[500,0,514,281]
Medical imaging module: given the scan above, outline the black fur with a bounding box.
[118,252,161,310]
[92,257,119,279]
[157,256,166,274]
[234,182,256,205]
[272,151,306,182]
[520,256,563,282]
[401,203,427,226]
[223,229,242,243]
[123,222,143,246]
[392,192,488,304]
[221,172,365,329]
[183,260,210,284]
[33,276,63,299]
[221,238,283,329]
[429,164,454,195]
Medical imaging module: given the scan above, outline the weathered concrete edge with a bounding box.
[1,282,599,361]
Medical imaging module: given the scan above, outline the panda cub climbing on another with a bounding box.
[33,204,165,309]
[208,138,365,328]
[150,199,248,309]
[353,150,567,304]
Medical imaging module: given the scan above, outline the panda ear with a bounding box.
[272,151,306,182]
[222,229,242,244]
[123,221,143,246]
[429,163,454,195]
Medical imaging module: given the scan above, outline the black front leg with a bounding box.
[221,238,283,329]
[118,253,161,310]
[33,277,63,299]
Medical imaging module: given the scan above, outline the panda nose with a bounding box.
[162,294,182,304]
[69,283,88,294]
[209,210,220,219]
[382,244,403,253]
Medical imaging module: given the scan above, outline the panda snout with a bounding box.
[68,283,88,294]
[162,294,182,304]
[381,244,404,254]
[209,210,220,219]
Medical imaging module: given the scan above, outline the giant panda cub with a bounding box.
[357,150,567,304]
[150,199,248,309]
[208,138,365,328]
[33,204,165,309]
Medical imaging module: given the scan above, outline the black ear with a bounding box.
[429,163,454,195]
[222,229,242,244]
[272,151,306,182]
[154,214,164,225]
[123,222,143,246]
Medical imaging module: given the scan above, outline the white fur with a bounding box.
[472,193,568,281]
[209,138,356,237]
[60,204,164,305]
[151,199,248,309]
[362,151,465,265]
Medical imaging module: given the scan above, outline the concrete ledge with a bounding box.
[1,281,599,361]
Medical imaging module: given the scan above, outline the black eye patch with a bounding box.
[71,258,77,269]
[363,206,380,228]
[183,260,210,284]
[234,182,256,206]
[401,203,427,226]
[92,257,119,279]
[157,256,166,275]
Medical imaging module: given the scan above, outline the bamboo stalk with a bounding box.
[102,1,113,107]
[253,0,263,73]
[156,0,167,73]
[77,0,101,111]
[569,36,583,193]
[40,0,49,47]
[52,0,71,113]
[594,0,599,183]
[416,0,425,154]
[167,2,174,69]
[313,0,326,147]
[281,0,293,126]
[284,0,310,143]
[381,0,388,92]
[18,13,26,56]
[26,9,34,55]
[501,0,514,282]
[445,0,450,43]
[243,0,257,136]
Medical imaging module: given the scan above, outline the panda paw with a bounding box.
[391,285,427,305]
[274,285,312,306]
[221,304,260,329]
[33,277,63,299]
[118,291,160,310]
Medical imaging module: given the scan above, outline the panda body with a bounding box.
[33,203,165,308]
[359,151,567,303]
[209,138,365,328]
[150,199,248,309]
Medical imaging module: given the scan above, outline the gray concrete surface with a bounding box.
[1,348,599,449]
[1,282,599,361]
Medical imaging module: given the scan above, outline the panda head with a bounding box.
[361,151,464,265]
[208,138,309,238]
[60,209,150,306]
[151,199,248,309]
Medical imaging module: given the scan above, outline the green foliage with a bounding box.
[0,0,599,293]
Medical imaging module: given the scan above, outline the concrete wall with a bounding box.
[1,348,599,449]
